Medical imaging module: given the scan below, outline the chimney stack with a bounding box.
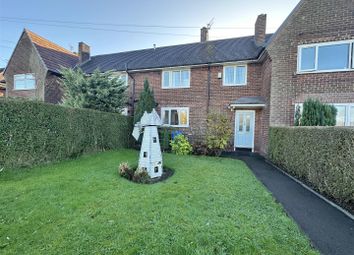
[255,14,267,46]
[78,42,90,63]
[200,27,209,42]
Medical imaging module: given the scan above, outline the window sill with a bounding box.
[223,84,247,87]
[161,86,190,89]
[297,69,354,75]
[13,88,36,91]
[161,124,189,128]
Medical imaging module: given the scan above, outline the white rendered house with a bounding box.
[132,109,163,178]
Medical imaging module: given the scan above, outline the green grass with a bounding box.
[0,150,318,255]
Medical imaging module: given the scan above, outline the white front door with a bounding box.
[234,110,255,150]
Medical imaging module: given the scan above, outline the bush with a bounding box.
[300,99,337,126]
[192,141,209,156]
[132,168,150,184]
[60,68,127,113]
[206,113,232,156]
[269,127,354,210]
[134,79,157,124]
[0,99,133,170]
[159,127,175,152]
[118,162,134,180]
[170,134,193,155]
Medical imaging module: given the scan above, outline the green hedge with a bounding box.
[0,99,133,169]
[269,127,354,208]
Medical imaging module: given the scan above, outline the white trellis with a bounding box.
[132,109,163,178]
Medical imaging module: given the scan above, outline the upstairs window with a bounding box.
[162,69,190,88]
[223,65,247,86]
[14,74,35,90]
[161,107,189,127]
[298,40,354,73]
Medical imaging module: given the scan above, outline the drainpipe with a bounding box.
[206,64,211,114]
[125,63,136,116]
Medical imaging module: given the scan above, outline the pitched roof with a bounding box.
[25,29,79,73]
[80,34,273,73]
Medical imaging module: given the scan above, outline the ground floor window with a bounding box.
[161,107,189,127]
[295,103,354,126]
[333,104,354,126]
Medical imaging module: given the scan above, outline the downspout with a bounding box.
[125,63,136,116]
[206,64,211,114]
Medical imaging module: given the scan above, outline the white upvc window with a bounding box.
[298,40,354,73]
[295,103,354,126]
[223,65,247,86]
[333,104,354,127]
[162,69,190,88]
[14,73,35,90]
[161,107,189,127]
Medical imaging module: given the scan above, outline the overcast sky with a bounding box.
[0,0,300,67]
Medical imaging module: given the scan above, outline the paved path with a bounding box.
[222,152,354,255]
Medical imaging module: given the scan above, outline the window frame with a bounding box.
[297,40,354,74]
[222,64,248,86]
[162,69,191,89]
[160,107,189,127]
[13,73,36,90]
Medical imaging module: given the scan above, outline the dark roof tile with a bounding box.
[80,34,273,73]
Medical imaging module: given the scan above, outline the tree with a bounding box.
[60,68,127,113]
[134,79,157,123]
[300,98,337,126]
[205,113,233,156]
[294,105,301,126]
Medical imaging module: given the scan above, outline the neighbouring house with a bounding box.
[5,0,353,154]
[0,68,6,97]
[3,29,88,103]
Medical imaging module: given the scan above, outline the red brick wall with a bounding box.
[129,61,271,153]
[267,0,354,126]
[4,31,47,101]
[44,72,63,104]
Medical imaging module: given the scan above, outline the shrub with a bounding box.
[134,79,157,124]
[159,127,174,152]
[192,141,209,156]
[0,99,133,170]
[269,127,354,210]
[60,68,127,113]
[300,99,337,126]
[170,134,193,155]
[206,113,232,156]
[132,168,151,184]
[118,162,134,180]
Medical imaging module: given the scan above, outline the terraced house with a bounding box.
[4,0,354,154]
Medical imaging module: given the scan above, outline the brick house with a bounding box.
[3,29,83,103]
[79,15,273,154]
[4,0,354,154]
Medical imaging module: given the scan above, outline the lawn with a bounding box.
[0,150,318,255]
